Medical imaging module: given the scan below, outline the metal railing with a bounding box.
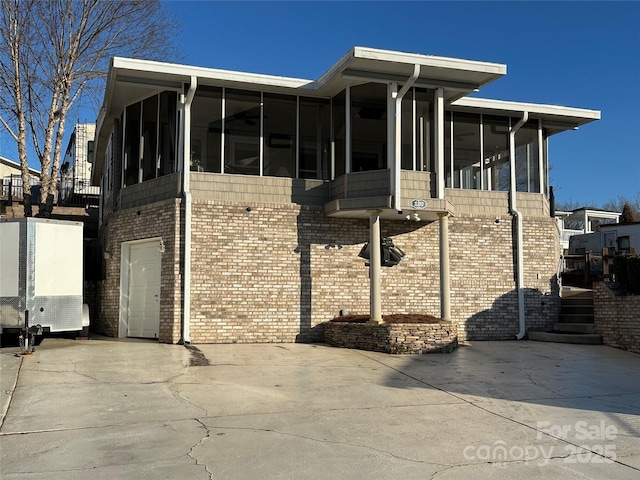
[2,174,98,207]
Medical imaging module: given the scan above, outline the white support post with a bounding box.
[438,212,451,322]
[369,210,383,324]
[388,82,398,207]
[435,88,445,199]
[538,119,544,194]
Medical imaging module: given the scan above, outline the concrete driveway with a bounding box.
[1,337,639,479]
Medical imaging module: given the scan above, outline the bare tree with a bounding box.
[602,194,640,222]
[0,0,179,216]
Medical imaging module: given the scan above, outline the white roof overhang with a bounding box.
[317,47,506,101]
[92,49,507,183]
[450,97,601,135]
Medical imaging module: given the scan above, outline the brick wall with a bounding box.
[188,200,559,344]
[450,213,560,342]
[94,196,560,344]
[593,282,640,354]
[90,198,182,343]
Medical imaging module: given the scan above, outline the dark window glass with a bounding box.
[123,102,140,187]
[299,97,330,179]
[515,120,539,192]
[142,96,158,181]
[416,88,435,173]
[332,90,345,178]
[483,115,510,191]
[224,89,260,176]
[158,91,177,176]
[351,83,386,172]
[263,93,296,177]
[453,112,481,189]
[401,89,413,170]
[191,86,222,173]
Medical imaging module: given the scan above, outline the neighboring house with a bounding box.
[60,124,100,206]
[90,47,600,344]
[556,207,621,253]
[0,156,40,202]
[600,222,640,255]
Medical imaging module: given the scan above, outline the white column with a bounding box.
[369,210,383,324]
[435,88,445,199]
[538,119,544,194]
[438,212,451,322]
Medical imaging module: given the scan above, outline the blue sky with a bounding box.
[2,1,638,208]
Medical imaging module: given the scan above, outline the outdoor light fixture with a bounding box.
[405,211,421,222]
[158,239,166,253]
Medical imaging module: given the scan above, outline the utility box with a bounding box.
[0,217,87,334]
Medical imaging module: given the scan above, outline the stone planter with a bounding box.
[324,321,458,354]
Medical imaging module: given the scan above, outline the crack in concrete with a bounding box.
[189,418,214,480]
[208,424,451,467]
[168,384,208,416]
[211,425,449,467]
[0,355,23,432]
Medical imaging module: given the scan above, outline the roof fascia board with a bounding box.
[112,57,315,91]
[353,46,507,75]
[452,97,601,121]
[0,156,40,175]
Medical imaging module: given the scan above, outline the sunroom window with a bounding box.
[401,88,434,172]
[224,89,261,176]
[122,92,177,186]
[263,93,296,177]
[515,120,540,192]
[483,115,510,191]
[190,86,222,173]
[350,83,387,172]
[452,113,481,189]
[299,97,330,180]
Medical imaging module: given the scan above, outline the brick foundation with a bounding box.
[91,196,560,344]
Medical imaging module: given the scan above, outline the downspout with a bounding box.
[181,76,197,344]
[393,64,421,211]
[509,111,528,340]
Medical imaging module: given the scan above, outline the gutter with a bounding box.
[393,64,421,211]
[509,111,529,340]
[181,75,197,344]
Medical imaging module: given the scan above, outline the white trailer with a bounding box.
[0,218,88,350]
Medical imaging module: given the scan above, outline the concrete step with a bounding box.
[562,289,593,300]
[528,331,602,345]
[558,313,594,323]
[560,304,594,315]
[554,323,595,334]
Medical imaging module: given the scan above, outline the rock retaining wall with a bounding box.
[324,322,458,354]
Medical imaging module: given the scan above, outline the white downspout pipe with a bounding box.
[392,64,421,211]
[509,111,528,340]
[181,76,197,344]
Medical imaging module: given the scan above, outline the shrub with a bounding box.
[613,254,640,294]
